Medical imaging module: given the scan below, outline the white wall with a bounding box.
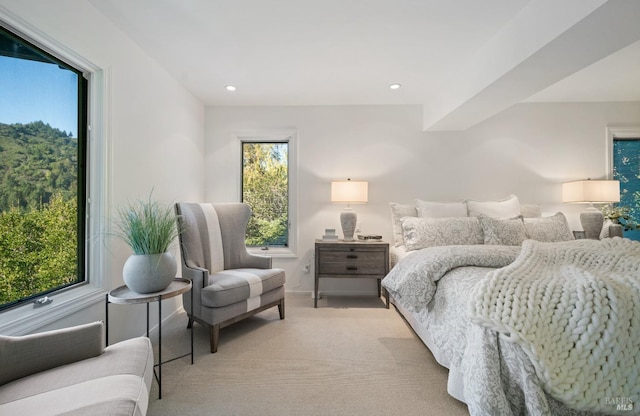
[0,0,205,340]
[2,0,639,334]
[206,102,640,294]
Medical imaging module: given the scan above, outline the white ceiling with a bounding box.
[90,0,640,130]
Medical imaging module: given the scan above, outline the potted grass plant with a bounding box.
[114,194,180,293]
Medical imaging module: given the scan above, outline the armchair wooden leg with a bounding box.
[209,324,220,353]
[278,298,285,320]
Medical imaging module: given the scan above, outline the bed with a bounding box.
[382,195,640,416]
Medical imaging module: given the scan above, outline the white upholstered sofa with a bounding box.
[0,321,153,416]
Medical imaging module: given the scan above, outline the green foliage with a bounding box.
[612,139,640,240]
[0,196,78,307]
[601,203,640,231]
[242,143,288,246]
[0,122,77,212]
[113,195,181,255]
[0,122,79,308]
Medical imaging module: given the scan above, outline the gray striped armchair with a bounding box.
[175,203,285,353]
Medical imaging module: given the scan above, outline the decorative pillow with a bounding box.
[415,199,467,218]
[400,217,484,251]
[390,203,417,247]
[0,321,104,386]
[467,194,521,218]
[478,215,527,246]
[599,219,613,239]
[524,212,574,242]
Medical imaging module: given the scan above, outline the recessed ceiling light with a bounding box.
[389,83,401,90]
[225,85,236,91]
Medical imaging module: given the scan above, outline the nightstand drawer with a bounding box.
[317,251,386,275]
[318,262,386,275]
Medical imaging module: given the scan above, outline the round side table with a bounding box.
[105,278,193,399]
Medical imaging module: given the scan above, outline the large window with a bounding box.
[612,137,640,241]
[0,24,88,310]
[241,139,289,249]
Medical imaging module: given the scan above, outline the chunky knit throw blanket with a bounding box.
[469,238,640,414]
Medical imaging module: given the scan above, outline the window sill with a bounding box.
[248,247,297,259]
[0,285,106,335]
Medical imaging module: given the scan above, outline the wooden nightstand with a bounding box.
[314,239,389,308]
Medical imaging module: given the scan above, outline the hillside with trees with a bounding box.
[0,122,78,308]
[0,121,77,212]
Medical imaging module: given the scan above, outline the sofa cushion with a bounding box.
[0,375,149,416]
[0,337,153,405]
[201,268,286,308]
[0,321,104,386]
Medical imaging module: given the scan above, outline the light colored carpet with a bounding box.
[147,293,469,416]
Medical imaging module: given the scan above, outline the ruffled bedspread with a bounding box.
[382,245,519,312]
[470,238,640,414]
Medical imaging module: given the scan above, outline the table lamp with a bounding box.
[331,179,368,241]
[562,179,620,239]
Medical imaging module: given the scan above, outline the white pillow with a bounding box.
[400,217,484,251]
[390,203,417,247]
[415,199,467,218]
[520,204,542,218]
[467,194,521,218]
[478,215,527,246]
[524,212,574,242]
[599,219,613,239]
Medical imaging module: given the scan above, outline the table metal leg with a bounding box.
[146,303,150,337]
[158,298,162,399]
[107,280,192,401]
[105,294,109,346]
[190,287,194,364]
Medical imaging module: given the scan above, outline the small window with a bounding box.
[0,23,88,310]
[241,140,289,248]
[612,138,640,241]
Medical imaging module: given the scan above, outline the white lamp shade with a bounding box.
[562,180,620,204]
[331,180,368,204]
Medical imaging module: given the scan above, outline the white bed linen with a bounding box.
[389,244,410,269]
[383,244,608,416]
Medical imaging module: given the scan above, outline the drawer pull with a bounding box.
[346,254,358,259]
[346,266,358,271]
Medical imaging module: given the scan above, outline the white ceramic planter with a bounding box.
[122,252,177,293]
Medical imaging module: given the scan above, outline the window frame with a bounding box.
[606,126,640,177]
[0,25,88,311]
[0,14,110,335]
[606,126,640,241]
[236,129,297,258]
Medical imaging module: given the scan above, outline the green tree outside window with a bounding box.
[241,142,289,247]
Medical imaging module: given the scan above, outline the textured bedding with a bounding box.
[383,245,519,313]
[382,241,636,416]
[471,238,640,414]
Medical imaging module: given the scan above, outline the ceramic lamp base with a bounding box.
[580,207,604,240]
[340,208,357,241]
